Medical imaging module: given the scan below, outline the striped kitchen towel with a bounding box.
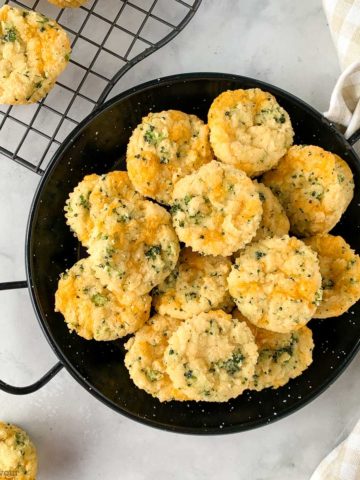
[323,0,360,139]
[310,419,360,480]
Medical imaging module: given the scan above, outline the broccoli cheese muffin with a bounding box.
[153,248,233,319]
[0,5,71,104]
[88,170,143,221]
[228,235,322,333]
[263,145,354,237]
[55,258,151,340]
[164,310,258,402]
[171,160,263,256]
[65,174,99,247]
[65,171,142,247]
[48,0,88,7]
[208,88,294,177]
[304,234,360,318]
[89,198,179,295]
[233,310,314,391]
[253,181,290,242]
[0,422,37,480]
[124,314,188,402]
[126,110,212,205]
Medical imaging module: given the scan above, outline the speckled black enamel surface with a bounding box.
[26,73,360,434]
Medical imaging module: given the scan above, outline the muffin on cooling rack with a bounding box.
[0,5,71,105]
[48,0,88,7]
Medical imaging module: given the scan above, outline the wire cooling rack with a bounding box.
[0,0,201,175]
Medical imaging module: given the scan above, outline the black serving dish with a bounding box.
[1,73,359,435]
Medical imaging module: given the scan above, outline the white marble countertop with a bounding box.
[1,0,359,479]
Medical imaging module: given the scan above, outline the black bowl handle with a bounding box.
[0,362,63,395]
[0,280,63,395]
[348,129,360,147]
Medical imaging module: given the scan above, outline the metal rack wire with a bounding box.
[0,0,201,175]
